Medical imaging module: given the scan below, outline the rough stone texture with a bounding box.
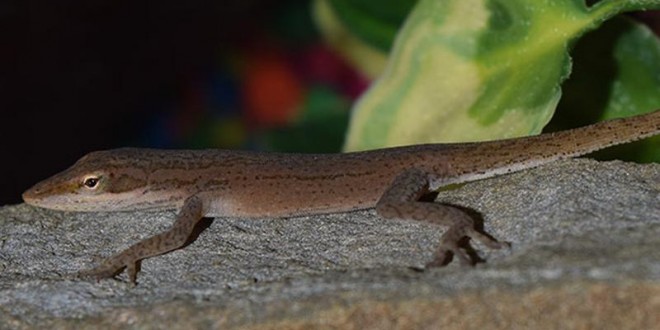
[1,159,659,329]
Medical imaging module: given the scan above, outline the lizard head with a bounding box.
[22,149,150,212]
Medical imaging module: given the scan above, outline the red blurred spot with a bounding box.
[243,52,303,127]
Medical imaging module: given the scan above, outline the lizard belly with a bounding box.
[206,176,385,218]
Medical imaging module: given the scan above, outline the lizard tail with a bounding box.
[448,109,660,181]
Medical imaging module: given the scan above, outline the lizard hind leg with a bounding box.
[375,168,507,268]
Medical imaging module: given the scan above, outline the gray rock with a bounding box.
[1,159,659,329]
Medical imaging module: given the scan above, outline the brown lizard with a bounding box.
[22,110,660,283]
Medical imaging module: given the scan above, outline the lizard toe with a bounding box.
[467,229,509,250]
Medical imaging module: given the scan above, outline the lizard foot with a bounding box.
[425,229,510,268]
[77,257,140,284]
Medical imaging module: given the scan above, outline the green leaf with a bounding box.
[551,16,660,162]
[343,0,660,152]
[313,0,391,79]
[326,0,416,51]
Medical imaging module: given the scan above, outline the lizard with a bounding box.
[22,109,660,283]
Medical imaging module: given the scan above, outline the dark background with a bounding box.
[2,0,283,205]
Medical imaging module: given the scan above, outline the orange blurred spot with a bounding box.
[243,54,303,127]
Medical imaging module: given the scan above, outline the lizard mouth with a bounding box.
[22,184,72,210]
[22,175,75,209]
[22,181,50,206]
[22,164,81,209]
[22,183,41,205]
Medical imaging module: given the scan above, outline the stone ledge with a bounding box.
[1,159,659,329]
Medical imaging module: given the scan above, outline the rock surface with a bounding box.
[1,159,659,329]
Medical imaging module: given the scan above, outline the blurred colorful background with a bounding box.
[137,3,371,153]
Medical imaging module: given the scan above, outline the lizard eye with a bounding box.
[83,176,101,189]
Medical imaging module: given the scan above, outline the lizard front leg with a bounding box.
[376,168,508,267]
[78,195,205,283]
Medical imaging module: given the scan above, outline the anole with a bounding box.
[23,110,660,283]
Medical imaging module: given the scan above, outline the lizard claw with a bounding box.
[425,243,472,268]
[77,264,122,282]
[77,258,139,284]
[467,229,510,250]
[426,231,510,268]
